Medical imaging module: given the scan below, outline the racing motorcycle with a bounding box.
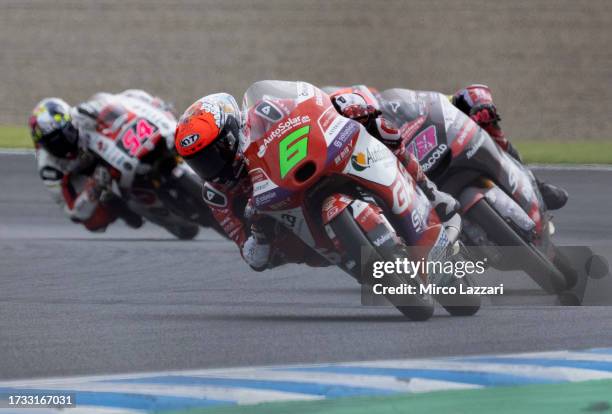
[378,88,577,298]
[241,81,480,321]
[76,99,221,239]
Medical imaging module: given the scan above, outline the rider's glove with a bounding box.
[469,103,501,127]
[332,93,381,124]
[470,102,507,143]
[341,104,381,124]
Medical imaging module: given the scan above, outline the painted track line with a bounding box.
[4,347,612,413]
[1,150,611,171]
[0,148,34,155]
[529,163,612,172]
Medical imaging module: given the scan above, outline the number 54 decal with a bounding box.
[121,119,157,156]
[279,125,309,178]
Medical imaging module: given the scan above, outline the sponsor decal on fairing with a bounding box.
[406,125,438,161]
[250,167,278,196]
[421,144,448,172]
[465,131,485,159]
[257,115,310,158]
[253,187,293,208]
[345,131,396,186]
[325,120,360,166]
[350,144,394,171]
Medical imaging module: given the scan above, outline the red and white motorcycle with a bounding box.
[240,81,480,320]
[76,96,222,239]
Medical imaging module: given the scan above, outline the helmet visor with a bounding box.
[184,124,238,182]
[40,123,79,158]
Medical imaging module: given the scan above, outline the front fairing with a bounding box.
[84,102,172,189]
[241,81,359,210]
[381,89,453,176]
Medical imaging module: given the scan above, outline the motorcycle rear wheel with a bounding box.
[435,275,482,317]
[167,223,200,240]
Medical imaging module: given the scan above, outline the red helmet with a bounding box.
[175,98,240,182]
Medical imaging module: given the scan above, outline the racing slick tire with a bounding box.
[436,275,482,317]
[168,223,200,240]
[466,199,569,294]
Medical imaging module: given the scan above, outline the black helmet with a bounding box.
[29,98,79,158]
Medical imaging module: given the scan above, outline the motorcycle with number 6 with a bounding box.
[240,81,480,321]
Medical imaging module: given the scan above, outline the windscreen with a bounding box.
[241,80,317,148]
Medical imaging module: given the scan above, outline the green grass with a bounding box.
[516,139,612,164]
[0,125,610,164]
[0,126,32,149]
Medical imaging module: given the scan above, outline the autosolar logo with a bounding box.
[350,145,392,171]
[351,152,368,171]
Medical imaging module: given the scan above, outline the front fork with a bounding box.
[320,194,399,279]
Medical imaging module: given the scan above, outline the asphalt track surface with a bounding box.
[1,153,612,381]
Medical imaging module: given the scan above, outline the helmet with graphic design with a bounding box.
[175,95,241,183]
[29,98,79,158]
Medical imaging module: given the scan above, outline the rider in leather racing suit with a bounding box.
[327,84,568,210]
[30,90,175,232]
[174,90,460,271]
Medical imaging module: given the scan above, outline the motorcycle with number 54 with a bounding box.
[76,97,223,239]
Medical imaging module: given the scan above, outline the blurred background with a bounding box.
[1,0,610,141]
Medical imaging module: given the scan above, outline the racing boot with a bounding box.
[537,180,569,210]
[505,141,568,211]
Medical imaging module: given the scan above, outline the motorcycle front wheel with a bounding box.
[328,206,435,321]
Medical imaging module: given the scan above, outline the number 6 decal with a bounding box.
[278,125,309,178]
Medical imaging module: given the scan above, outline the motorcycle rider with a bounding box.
[327,84,568,210]
[174,89,460,271]
[452,84,568,209]
[29,90,174,232]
